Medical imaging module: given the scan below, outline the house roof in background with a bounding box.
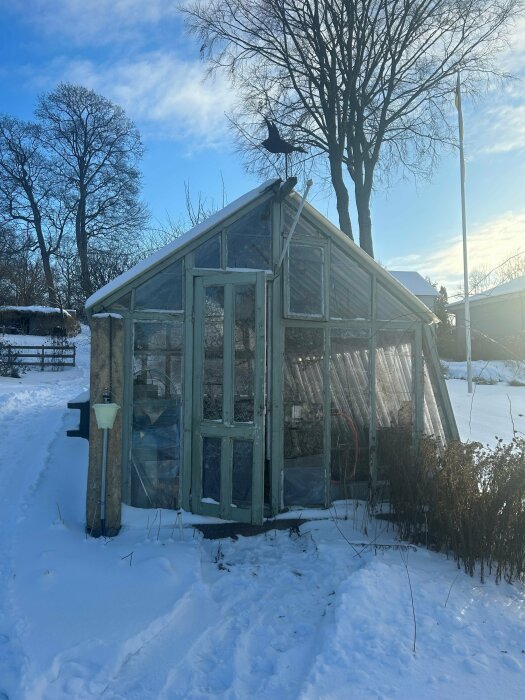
[389,271,439,297]
[448,273,525,310]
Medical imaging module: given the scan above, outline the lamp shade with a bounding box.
[93,403,120,430]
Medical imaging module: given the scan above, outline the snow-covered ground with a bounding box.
[0,337,524,700]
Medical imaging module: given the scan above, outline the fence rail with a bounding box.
[4,343,76,370]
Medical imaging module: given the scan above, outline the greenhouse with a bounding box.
[84,178,458,536]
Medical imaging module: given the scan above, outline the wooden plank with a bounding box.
[86,316,124,537]
[251,270,266,524]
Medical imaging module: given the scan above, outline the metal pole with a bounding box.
[456,72,473,393]
[99,387,111,535]
[277,179,313,270]
[100,427,108,534]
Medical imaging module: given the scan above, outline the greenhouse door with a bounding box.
[192,271,266,524]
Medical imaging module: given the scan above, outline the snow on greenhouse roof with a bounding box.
[85,179,280,310]
[389,271,438,297]
[448,273,525,310]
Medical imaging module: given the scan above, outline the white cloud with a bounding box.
[8,0,180,46]
[464,14,525,156]
[37,52,236,147]
[387,210,525,294]
[478,103,525,154]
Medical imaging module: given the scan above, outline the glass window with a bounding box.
[283,327,325,505]
[330,249,371,319]
[288,244,324,316]
[131,320,183,509]
[376,283,419,323]
[375,331,414,479]
[203,286,225,420]
[232,440,253,507]
[134,259,183,310]
[109,291,131,311]
[283,202,322,240]
[330,330,370,484]
[234,284,256,422]
[423,353,446,445]
[202,437,221,503]
[227,201,271,269]
[195,234,221,268]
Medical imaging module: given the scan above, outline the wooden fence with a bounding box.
[5,343,76,370]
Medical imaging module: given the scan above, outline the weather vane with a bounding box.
[261,118,306,179]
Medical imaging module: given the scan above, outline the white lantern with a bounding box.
[93,403,120,430]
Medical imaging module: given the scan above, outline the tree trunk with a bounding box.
[329,155,353,240]
[76,193,92,299]
[40,249,59,307]
[355,182,374,258]
[27,192,59,306]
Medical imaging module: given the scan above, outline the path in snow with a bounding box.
[1,343,524,700]
[0,332,90,700]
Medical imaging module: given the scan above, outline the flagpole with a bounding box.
[456,72,473,393]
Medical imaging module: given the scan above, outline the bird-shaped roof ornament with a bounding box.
[261,118,306,178]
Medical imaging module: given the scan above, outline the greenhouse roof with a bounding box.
[86,179,436,323]
[85,179,280,309]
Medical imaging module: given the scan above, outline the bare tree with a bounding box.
[36,84,148,298]
[469,249,525,294]
[184,0,521,257]
[0,117,69,305]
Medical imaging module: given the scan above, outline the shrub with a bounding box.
[47,333,71,372]
[388,436,525,583]
[0,338,26,378]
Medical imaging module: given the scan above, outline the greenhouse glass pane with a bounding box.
[232,440,253,507]
[283,327,325,505]
[234,284,256,422]
[134,259,183,310]
[130,320,183,509]
[203,286,224,420]
[283,202,322,239]
[202,437,221,502]
[423,354,446,445]
[109,291,131,310]
[330,249,371,319]
[330,330,370,483]
[376,283,419,323]
[288,244,324,316]
[195,234,221,268]
[134,321,183,352]
[375,331,414,479]
[227,201,271,269]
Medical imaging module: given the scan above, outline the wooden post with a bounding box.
[86,315,124,537]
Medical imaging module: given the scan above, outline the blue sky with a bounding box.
[1,0,524,296]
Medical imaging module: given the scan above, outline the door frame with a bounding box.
[188,270,266,524]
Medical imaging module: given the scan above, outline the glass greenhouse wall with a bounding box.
[86,179,458,529]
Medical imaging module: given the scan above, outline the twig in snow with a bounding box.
[56,503,64,525]
[121,552,133,567]
[329,506,362,558]
[147,509,159,539]
[156,509,162,541]
[444,571,461,608]
[400,550,417,654]
[507,394,516,435]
